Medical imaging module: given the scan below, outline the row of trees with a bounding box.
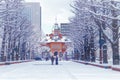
[69,0,120,65]
[0,0,40,61]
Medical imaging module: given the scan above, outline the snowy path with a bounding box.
[0,61,120,80]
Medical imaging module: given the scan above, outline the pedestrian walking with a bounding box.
[51,55,54,65]
[54,51,59,65]
[55,56,58,65]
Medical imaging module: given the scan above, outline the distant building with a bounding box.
[23,2,42,58]
[23,2,41,35]
[60,23,70,36]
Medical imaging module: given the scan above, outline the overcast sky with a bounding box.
[25,0,73,34]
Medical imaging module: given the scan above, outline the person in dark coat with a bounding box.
[54,51,58,65]
[55,56,58,65]
[54,51,58,56]
[51,55,54,65]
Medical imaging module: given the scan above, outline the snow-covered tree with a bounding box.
[70,0,120,65]
[0,0,40,61]
[69,0,97,61]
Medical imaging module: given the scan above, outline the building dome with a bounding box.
[53,23,60,30]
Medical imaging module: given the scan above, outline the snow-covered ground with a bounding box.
[0,61,120,80]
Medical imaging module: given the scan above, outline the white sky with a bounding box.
[25,0,73,34]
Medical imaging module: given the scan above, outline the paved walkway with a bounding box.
[0,61,120,80]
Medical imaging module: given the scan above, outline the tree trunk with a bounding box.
[103,44,108,63]
[112,25,119,65]
[8,26,12,61]
[111,5,119,65]
[1,26,7,61]
[90,35,95,62]
[112,43,119,65]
